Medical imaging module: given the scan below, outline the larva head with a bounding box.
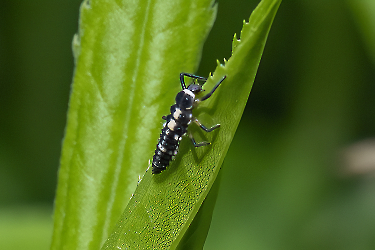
[187,84,203,94]
[175,89,195,110]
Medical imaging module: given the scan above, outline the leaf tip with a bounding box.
[232,33,241,54]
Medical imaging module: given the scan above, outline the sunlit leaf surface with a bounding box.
[51,0,217,249]
[102,0,281,249]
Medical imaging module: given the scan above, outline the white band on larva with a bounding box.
[173,108,182,120]
[183,89,195,98]
[174,134,180,141]
[167,119,177,131]
[158,143,166,153]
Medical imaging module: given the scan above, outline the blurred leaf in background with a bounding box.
[0,0,82,204]
[0,1,82,249]
[1,0,375,249]
[205,1,375,249]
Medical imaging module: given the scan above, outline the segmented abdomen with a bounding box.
[152,126,181,174]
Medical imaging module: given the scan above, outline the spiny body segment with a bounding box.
[152,73,226,174]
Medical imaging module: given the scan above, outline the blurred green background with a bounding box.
[1,0,375,249]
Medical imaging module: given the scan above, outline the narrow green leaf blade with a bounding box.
[102,0,281,249]
[175,171,223,250]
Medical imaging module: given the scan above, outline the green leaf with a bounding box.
[102,0,281,249]
[51,0,217,249]
[51,0,281,249]
[175,171,223,250]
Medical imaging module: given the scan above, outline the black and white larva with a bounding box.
[152,73,226,174]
